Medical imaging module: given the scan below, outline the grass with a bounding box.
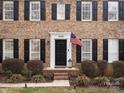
[0,87,124,93]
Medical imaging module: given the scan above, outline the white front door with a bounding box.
[50,32,72,68]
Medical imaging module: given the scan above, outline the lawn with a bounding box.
[0,87,124,93]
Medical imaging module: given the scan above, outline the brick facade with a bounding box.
[0,0,124,67]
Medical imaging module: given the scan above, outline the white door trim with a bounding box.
[50,32,72,68]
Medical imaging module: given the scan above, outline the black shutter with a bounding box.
[24,0,30,20]
[40,39,45,63]
[76,45,81,63]
[40,1,46,20]
[0,0,3,20]
[119,1,124,21]
[14,39,19,58]
[0,39,3,63]
[52,4,57,20]
[119,39,124,61]
[76,1,81,21]
[92,39,97,61]
[103,39,108,61]
[24,39,29,63]
[65,4,70,20]
[92,1,97,21]
[14,1,19,20]
[103,1,108,21]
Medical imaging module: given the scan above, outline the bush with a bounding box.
[81,60,99,78]
[4,70,13,78]
[112,61,124,78]
[43,71,54,81]
[75,74,91,87]
[118,77,124,87]
[97,60,108,76]
[27,60,43,75]
[7,74,25,83]
[22,69,33,81]
[2,59,24,74]
[31,75,45,83]
[104,63,113,77]
[92,76,110,86]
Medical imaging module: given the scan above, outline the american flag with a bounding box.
[70,32,82,47]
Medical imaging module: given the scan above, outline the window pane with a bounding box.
[82,2,92,21]
[31,53,40,60]
[5,11,13,19]
[5,53,13,59]
[30,39,40,60]
[82,53,91,61]
[108,39,118,63]
[81,39,92,61]
[57,4,65,20]
[30,2,40,20]
[108,2,118,21]
[5,40,13,51]
[4,1,14,20]
[4,39,14,60]
[31,40,40,52]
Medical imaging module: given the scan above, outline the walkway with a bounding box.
[0,80,70,88]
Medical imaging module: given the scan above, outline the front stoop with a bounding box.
[54,72,69,80]
[43,67,79,80]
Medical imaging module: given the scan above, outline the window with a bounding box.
[30,1,40,21]
[57,4,65,20]
[108,1,118,21]
[81,39,92,61]
[81,2,92,21]
[108,39,118,63]
[3,1,14,21]
[30,39,40,60]
[3,39,14,60]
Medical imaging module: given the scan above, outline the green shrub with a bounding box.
[112,61,124,78]
[2,59,24,74]
[31,75,45,83]
[43,72,54,81]
[92,76,110,86]
[75,75,91,87]
[22,69,33,81]
[27,60,43,75]
[81,60,99,78]
[118,77,124,87]
[97,60,107,76]
[7,74,25,83]
[4,70,13,78]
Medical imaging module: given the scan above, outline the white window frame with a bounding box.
[81,1,92,21]
[3,1,14,21]
[108,39,119,63]
[108,1,119,21]
[81,39,92,61]
[57,3,65,20]
[3,39,14,60]
[30,1,41,21]
[30,39,40,60]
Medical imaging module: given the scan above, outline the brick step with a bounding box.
[54,75,69,80]
[54,72,68,76]
[54,72,69,80]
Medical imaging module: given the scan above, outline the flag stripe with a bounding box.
[71,33,82,46]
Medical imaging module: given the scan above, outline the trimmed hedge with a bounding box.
[2,59,24,74]
[81,60,99,78]
[112,61,124,78]
[27,60,43,75]
[97,60,108,76]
